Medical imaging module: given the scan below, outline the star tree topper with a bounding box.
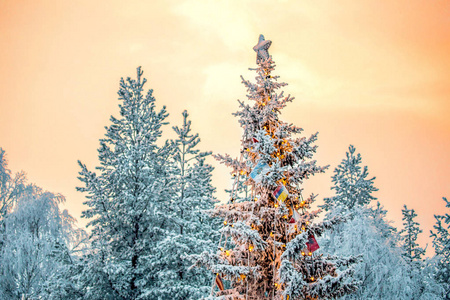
[253,34,272,63]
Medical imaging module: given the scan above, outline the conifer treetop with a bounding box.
[322,145,378,215]
[430,197,450,298]
[400,205,425,264]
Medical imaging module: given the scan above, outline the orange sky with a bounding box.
[1,0,449,252]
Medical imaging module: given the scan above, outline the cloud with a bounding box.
[172,0,257,52]
[202,61,251,99]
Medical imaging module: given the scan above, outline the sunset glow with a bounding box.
[1,0,449,250]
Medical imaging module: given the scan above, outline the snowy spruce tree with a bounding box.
[320,146,428,299]
[193,35,360,300]
[400,205,425,266]
[77,67,174,299]
[398,205,445,299]
[430,197,450,299]
[321,145,377,215]
[148,110,219,299]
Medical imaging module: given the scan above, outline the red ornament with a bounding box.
[306,234,319,253]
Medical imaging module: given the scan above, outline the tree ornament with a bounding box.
[215,274,225,291]
[253,34,272,63]
[288,209,301,224]
[306,234,320,253]
[250,160,269,182]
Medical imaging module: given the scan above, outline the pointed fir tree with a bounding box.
[430,197,450,299]
[398,205,446,299]
[369,201,399,247]
[148,110,219,299]
[76,67,173,299]
[321,145,378,215]
[193,35,359,300]
[400,205,425,266]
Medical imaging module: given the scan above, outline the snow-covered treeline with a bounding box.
[319,145,447,299]
[0,65,448,299]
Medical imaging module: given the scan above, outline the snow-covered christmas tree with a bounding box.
[194,35,360,300]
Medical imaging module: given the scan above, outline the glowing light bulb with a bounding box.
[223,221,227,225]
[301,251,305,256]
[225,250,231,256]
[308,252,312,256]
[249,244,254,252]
[310,276,314,281]
[274,203,279,208]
